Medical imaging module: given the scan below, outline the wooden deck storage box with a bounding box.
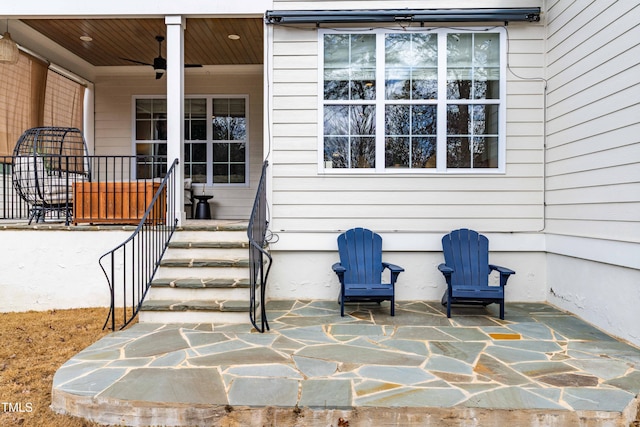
[73,181,165,225]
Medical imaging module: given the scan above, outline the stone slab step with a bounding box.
[138,310,250,324]
[164,248,249,260]
[151,277,250,288]
[160,258,250,268]
[168,241,249,249]
[154,266,250,280]
[141,299,250,312]
[147,286,248,301]
[171,230,248,243]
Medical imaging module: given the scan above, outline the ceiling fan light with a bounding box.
[0,32,19,64]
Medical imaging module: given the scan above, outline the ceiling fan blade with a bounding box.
[185,64,203,68]
[120,57,153,67]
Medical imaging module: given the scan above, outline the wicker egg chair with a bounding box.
[12,127,91,224]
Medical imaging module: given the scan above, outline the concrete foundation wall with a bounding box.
[547,253,640,347]
[0,228,130,311]
[266,251,547,304]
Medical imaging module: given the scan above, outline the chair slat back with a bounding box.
[337,228,383,285]
[442,228,490,287]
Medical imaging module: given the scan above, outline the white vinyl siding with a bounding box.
[544,0,640,244]
[269,19,545,233]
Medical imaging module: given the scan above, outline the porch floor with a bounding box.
[51,301,640,426]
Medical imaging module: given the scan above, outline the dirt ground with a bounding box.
[0,308,112,427]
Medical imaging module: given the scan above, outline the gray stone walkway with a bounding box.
[51,301,640,426]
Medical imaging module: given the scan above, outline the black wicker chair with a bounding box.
[12,127,90,224]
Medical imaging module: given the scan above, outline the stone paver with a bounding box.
[51,301,640,426]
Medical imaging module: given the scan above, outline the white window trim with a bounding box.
[131,94,250,186]
[317,26,507,175]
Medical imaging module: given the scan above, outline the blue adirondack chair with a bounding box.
[332,228,404,316]
[438,228,515,319]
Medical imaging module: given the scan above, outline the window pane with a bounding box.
[386,33,437,100]
[324,137,348,168]
[412,105,437,135]
[385,136,409,168]
[230,164,245,183]
[447,33,500,100]
[385,105,437,169]
[447,104,471,135]
[213,164,228,183]
[212,117,228,140]
[229,116,246,140]
[350,105,375,135]
[447,137,471,168]
[448,104,499,136]
[190,120,206,140]
[213,143,229,162]
[192,164,206,183]
[473,137,498,168]
[324,34,376,100]
[229,143,245,162]
[136,99,152,120]
[324,105,349,135]
[473,105,499,135]
[351,137,375,168]
[412,137,436,168]
[385,105,410,135]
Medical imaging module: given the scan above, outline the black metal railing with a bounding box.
[99,159,179,331]
[1,154,171,225]
[0,157,31,220]
[248,160,271,333]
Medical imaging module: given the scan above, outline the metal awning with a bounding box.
[265,8,541,25]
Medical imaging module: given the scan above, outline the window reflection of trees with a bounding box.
[324,105,375,168]
[385,105,436,168]
[323,31,501,171]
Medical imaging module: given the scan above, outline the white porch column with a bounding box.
[165,16,185,225]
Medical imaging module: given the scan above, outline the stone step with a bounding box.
[167,241,249,249]
[164,246,248,260]
[171,230,248,243]
[159,258,250,268]
[139,299,252,324]
[154,266,250,280]
[151,277,250,288]
[140,223,254,325]
[146,286,248,301]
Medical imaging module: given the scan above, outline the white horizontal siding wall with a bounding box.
[265,3,547,306]
[545,0,640,245]
[94,69,263,219]
[268,17,546,236]
[544,0,640,346]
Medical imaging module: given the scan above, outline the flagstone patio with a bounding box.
[51,301,640,426]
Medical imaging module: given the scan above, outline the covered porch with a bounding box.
[52,300,640,426]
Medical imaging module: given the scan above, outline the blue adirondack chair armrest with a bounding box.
[332,263,346,283]
[382,262,404,284]
[438,263,454,276]
[489,264,516,287]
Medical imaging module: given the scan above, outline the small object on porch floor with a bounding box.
[332,227,404,316]
[194,194,213,219]
[438,228,515,320]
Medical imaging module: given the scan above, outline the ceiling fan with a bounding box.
[120,35,202,79]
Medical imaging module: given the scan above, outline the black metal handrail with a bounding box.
[1,154,172,225]
[99,159,179,331]
[248,160,271,333]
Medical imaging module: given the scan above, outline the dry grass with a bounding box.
[0,308,111,427]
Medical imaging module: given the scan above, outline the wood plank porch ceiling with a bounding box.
[21,18,264,66]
